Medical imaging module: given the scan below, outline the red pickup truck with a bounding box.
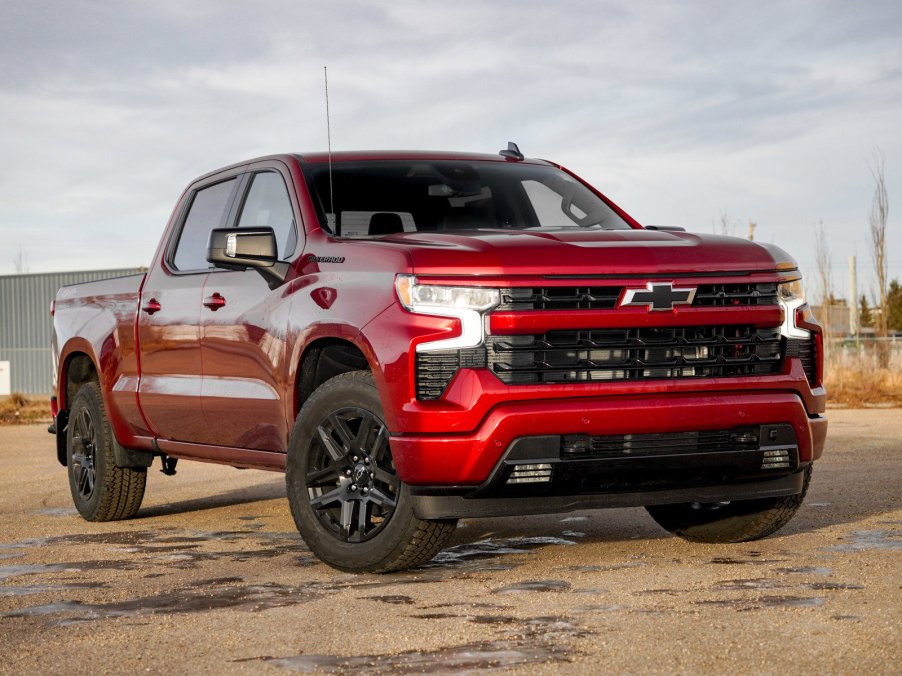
[50,146,827,572]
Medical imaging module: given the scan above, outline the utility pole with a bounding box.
[849,255,859,346]
[747,221,756,241]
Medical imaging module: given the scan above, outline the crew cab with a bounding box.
[51,145,827,572]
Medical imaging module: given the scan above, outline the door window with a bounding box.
[172,178,237,272]
[237,172,298,258]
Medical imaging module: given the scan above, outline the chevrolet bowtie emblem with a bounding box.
[620,282,697,311]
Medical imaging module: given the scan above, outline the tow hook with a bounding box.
[160,456,178,476]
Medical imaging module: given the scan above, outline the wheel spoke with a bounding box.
[354,416,375,451]
[356,499,369,536]
[339,499,354,538]
[371,427,390,462]
[309,486,345,509]
[306,463,341,486]
[372,467,397,487]
[367,487,397,509]
[329,413,356,450]
[316,425,345,462]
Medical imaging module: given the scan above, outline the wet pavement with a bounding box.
[0,409,900,674]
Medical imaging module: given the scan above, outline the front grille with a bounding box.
[785,336,818,384]
[496,283,778,311]
[562,428,760,460]
[487,325,783,385]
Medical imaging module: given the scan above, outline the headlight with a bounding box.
[395,275,500,352]
[395,275,500,312]
[778,278,809,338]
[778,279,804,302]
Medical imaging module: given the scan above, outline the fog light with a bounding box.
[507,463,553,484]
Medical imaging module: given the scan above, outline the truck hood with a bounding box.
[373,229,793,277]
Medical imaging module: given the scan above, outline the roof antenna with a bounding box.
[499,141,524,161]
[324,66,337,234]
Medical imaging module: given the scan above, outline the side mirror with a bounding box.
[207,227,289,288]
[645,225,687,232]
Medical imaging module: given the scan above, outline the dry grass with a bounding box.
[0,393,52,425]
[825,365,902,407]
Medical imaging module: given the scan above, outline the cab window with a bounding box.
[172,178,237,272]
[237,172,298,258]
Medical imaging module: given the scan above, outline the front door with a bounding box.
[197,166,303,451]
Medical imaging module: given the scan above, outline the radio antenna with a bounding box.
[324,66,336,233]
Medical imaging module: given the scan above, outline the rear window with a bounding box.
[301,160,631,237]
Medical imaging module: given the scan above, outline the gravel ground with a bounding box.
[0,410,899,674]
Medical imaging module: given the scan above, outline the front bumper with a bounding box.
[390,391,827,486]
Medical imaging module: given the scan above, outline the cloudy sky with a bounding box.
[1,0,900,300]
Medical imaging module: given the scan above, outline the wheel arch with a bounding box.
[55,346,101,466]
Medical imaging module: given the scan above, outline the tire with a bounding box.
[286,371,456,573]
[645,465,812,543]
[66,382,146,521]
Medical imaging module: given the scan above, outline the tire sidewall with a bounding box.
[286,372,418,571]
[66,383,111,520]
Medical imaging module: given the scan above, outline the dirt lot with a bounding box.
[0,410,899,674]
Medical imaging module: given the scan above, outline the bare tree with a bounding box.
[714,210,735,236]
[869,147,889,367]
[13,245,28,274]
[814,220,832,305]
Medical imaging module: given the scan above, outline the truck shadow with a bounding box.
[136,480,285,519]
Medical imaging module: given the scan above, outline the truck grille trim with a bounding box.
[486,325,783,385]
[562,428,760,460]
[496,283,778,311]
[415,348,486,400]
[785,336,818,385]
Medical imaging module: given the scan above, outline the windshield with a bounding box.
[301,160,633,237]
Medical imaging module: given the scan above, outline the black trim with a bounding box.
[410,468,808,519]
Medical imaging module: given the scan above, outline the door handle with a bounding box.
[203,293,226,311]
[141,298,161,315]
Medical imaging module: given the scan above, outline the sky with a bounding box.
[1,0,900,302]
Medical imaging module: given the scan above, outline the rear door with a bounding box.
[136,171,243,442]
[197,161,303,451]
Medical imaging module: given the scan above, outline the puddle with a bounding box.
[827,530,902,552]
[573,604,623,614]
[633,588,680,596]
[804,582,864,590]
[571,588,608,595]
[261,614,588,673]
[364,595,414,605]
[831,614,862,621]
[422,536,576,571]
[6,581,329,624]
[493,580,571,594]
[775,566,832,576]
[471,615,517,625]
[761,595,825,608]
[35,507,78,517]
[567,562,644,573]
[716,579,788,590]
[708,557,785,565]
[560,516,588,523]
[411,612,458,620]
[697,596,825,610]
[0,581,106,597]
[561,531,586,538]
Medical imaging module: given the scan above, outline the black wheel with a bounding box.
[645,466,812,543]
[67,382,146,521]
[286,371,456,573]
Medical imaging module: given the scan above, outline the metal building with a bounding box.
[0,268,144,394]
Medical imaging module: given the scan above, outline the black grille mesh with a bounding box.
[562,428,759,460]
[496,283,779,311]
[786,336,818,384]
[487,325,783,385]
[415,348,486,400]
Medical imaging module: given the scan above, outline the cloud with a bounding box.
[1,0,900,296]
